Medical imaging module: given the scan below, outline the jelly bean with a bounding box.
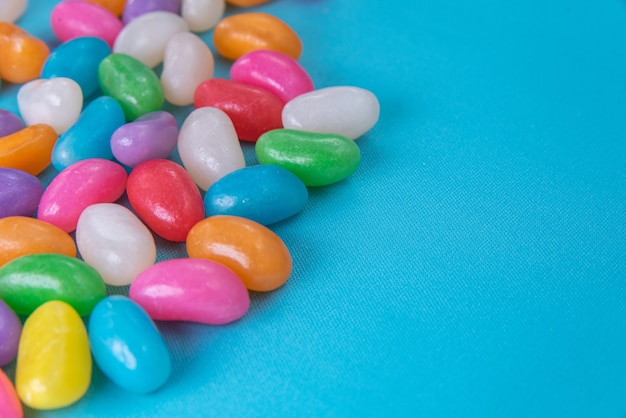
[0,369,22,418]
[17,77,83,135]
[230,49,314,103]
[16,301,91,410]
[178,107,245,190]
[0,168,42,218]
[187,215,292,291]
[213,12,302,60]
[50,1,123,48]
[85,0,126,16]
[129,258,250,324]
[127,159,204,242]
[122,0,181,24]
[52,96,125,171]
[204,165,308,225]
[181,0,224,32]
[226,0,272,6]
[282,86,380,140]
[114,11,189,68]
[41,37,111,98]
[89,296,171,394]
[0,216,76,267]
[194,78,283,142]
[0,124,57,176]
[0,109,24,137]
[38,158,127,232]
[0,23,49,84]
[0,299,21,367]
[99,53,165,121]
[0,0,27,23]
[110,111,178,167]
[256,129,361,187]
[76,203,157,286]
[161,32,214,106]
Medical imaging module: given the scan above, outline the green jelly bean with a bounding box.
[255,129,361,187]
[0,254,106,316]
[98,53,164,121]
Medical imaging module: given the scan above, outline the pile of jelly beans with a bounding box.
[0,0,380,415]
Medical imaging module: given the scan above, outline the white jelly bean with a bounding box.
[76,203,157,286]
[282,86,380,140]
[113,11,189,68]
[161,32,214,106]
[17,77,83,135]
[178,107,245,191]
[181,0,224,32]
[0,0,27,22]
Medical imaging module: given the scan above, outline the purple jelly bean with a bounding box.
[122,0,182,24]
[0,110,24,138]
[0,168,44,218]
[110,111,178,167]
[0,299,21,366]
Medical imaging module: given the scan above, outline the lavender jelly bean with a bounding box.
[0,168,43,218]
[0,110,24,138]
[122,0,181,24]
[0,298,21,366]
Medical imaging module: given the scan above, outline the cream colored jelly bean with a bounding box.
[181,0,224,32]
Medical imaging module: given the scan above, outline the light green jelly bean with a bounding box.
[98,53,164,121]
[255,129,361,187]
[0,253,107,316]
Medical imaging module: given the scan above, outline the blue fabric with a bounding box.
[1,1,625,417]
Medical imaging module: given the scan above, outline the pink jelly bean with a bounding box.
[230,49,314,103]
[0,369,22,418]
[37,158,127,233]
[129,258,250,325]
[50,1,124,48]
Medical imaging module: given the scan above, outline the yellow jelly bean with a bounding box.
[16,300,92,410]
[0,124,58,176]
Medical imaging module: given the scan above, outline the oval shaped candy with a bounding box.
[122,0,181,24]
[0,216,76,267]
[16,301,91,410]
[50,1,123,48]
[187,215,292,291]
[52,96,125,171]
[76,203,157,286]
[0,168,43,218]
[226,0,272,6]
[0,299,21,367]
[0,368,22,418]
[0,109,24,138]
[0,253,106,316]
[282,86,380,140]
[204,165,308,225]
[230,49,314,103]
[111,111,178,167]
[0,124,57,176]
[0,23,49,84]
[85,0,126,16]
[0,0,27,23]
[99,53,165,121]
[178,107,245,190]
[256,129,361,187]
[38,158,127,232]
[181,0,224,32]
[89,296,171,394]
[194,78,283,142]
[127,159,204,242]
[130,258,249,324]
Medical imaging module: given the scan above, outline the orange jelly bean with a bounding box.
[0,124,58,176]
[226,0,273,7]
[213,12,302,60]
[0,216,77,267]
[0,22,50,84]
[186,215,292,292]
[84,0,127,16]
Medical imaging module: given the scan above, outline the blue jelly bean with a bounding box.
[52,96,125,171]
[204,164,309,225]
[0,168,43,218]
[88,296,171,394]
[41,37,111,98]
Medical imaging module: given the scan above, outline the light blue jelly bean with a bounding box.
[88,296,171,394]
[204,164,309,225]
[52,96,125,171]
[41,37,111,98]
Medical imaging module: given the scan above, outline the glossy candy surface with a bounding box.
[0,0,28,23]
[89,296,171,394]
[0,368,23,418]
[0,109,24,137]
[181,0,224,32]
[204,164,308,225]
[127,159,204,242]
[226,0,272,6]
[85,0,126,16]
[256,129,361,187]
[0,168,42,218]
[16,301,91,410]
[187,215,292,291]
[0,124,57,176]
[130,258,250,324]
[0,299,21,367]
[0,253,106,316]
[122,0,181,24]
[0,22,49,83]
[50,1,123,47]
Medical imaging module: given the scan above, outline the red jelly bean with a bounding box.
[126,159,204,242]
[193,78,283,142]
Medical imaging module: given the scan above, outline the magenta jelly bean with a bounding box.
[50,0,124,48]
[122,0,182,24]
[0,168,43,218]
[0,110,24,138]
[0,298,21,366]
[38,158,127,233]
[0,369,22,418]
[230,49,314,103]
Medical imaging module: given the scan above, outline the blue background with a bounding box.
[1,0,625,417]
